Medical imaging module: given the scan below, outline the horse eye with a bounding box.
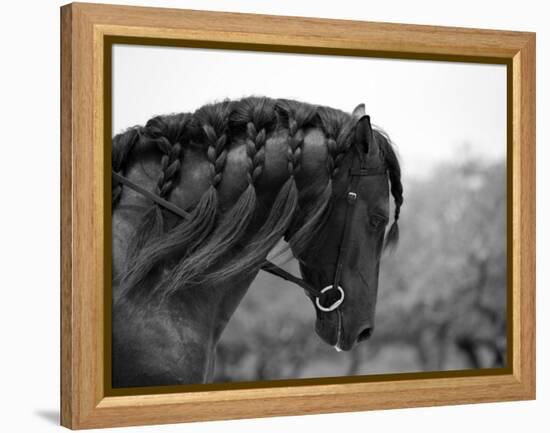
[369,215,387,230]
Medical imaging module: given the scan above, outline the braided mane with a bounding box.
[113,96,402,304]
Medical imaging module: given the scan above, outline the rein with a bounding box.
[113,163,386,312]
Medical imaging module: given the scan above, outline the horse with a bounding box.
[111,97,403,387]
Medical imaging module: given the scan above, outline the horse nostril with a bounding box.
[356,326,373,343]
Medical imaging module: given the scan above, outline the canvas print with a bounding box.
[110,45,507,388]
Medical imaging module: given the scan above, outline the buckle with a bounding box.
[315,285,345,312]
[347,192,357,204]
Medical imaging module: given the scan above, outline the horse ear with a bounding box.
[354,114,379,161]
[352,103,366,118]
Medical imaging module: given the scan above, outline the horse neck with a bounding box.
[111,273,256,386]
[112,161,260,385]
[113,123,338,293]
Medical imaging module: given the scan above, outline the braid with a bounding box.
[144,114,190,200]
[195,101,233,191]
[245,121,267,185]
[268,100,323,257]
[155,137,182,198]
[275,99,317,179]
[323,118,354,179]
[230,97,274,186]
[390,173,403,221]
[325,136,341,178]
[383,136,404,250]
[125,114,189,263]
[112,126,141,206]
[318,107,355,191]
[205,125,227,188]
[286,117,304,176]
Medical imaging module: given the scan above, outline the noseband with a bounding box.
[112,162,386,313]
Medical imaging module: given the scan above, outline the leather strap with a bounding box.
[113,171,191,220]
[331,171,361,291]
[260,261,321,297]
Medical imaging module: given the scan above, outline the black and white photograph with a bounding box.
[2,0,546,430]
[110,44,507,388]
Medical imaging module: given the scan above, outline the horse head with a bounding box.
[111,97,403,386]
[297,103,402,351]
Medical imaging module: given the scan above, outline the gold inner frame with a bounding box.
[102,35,514,397]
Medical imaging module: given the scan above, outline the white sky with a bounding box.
[113,44,506,179]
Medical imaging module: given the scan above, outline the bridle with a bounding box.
[112,159,386,313]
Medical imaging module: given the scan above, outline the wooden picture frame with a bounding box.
[60,2,536,429]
